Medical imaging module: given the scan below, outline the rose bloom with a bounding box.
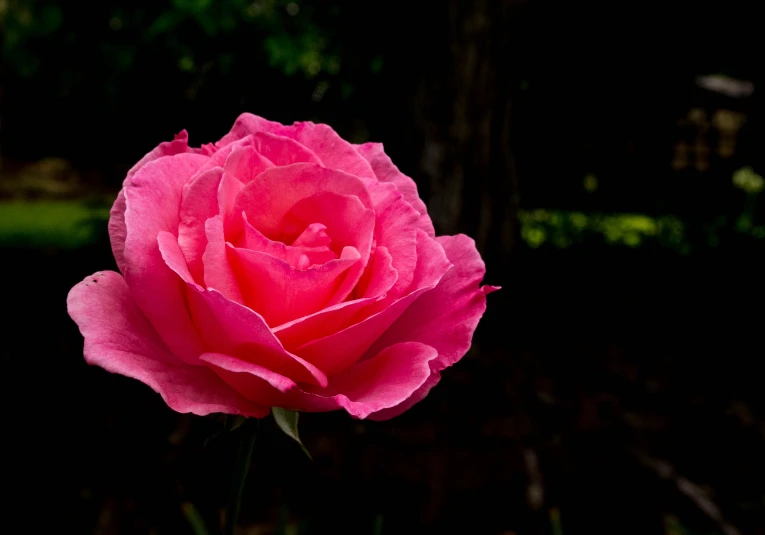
[67,114,497,420]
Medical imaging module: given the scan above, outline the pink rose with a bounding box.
[67,114,497,420]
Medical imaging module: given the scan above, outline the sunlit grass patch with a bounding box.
[0,199,110,248]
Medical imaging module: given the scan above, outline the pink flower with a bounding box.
[67,114,498,420]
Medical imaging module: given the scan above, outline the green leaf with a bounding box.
[272,408,312,460]
[181,502,210,535]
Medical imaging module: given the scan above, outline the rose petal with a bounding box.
[273,297,379,351]
[240,215,336,268]
[355,245,398,299]
[227,243,362,326]
[122,153,209,363]
[216,144,274,236]
[67,271,268,417]
[218,173,245,233]
[302,342,439,419]
[188,288,329,387]
[108,190,128,275]
[366,370,442,422]
[216,113,286,149]
[186,136,255,183]
[287,122,376,182]
[368,182,419,295]
[111,130,211,275]
[125,130,202,185]
[222,143,274,184]
[356,142,435,237]
[232,163,372,240]
[293,230,451,375]
[281,192,374,256]
[201,216,244,303]
[216,113,376,183]
[200,352,299,406]
[365,234,496,420]
[158,232,328,387]
[250,131,322,166]
[271,248,398,352]
[177,167,223,283]
[200,341,439,420]
[281,191,375,304]
[292,223,331,248]
[207,141,272,234]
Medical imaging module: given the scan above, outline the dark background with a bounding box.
[2,1,765,534]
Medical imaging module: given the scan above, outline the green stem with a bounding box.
[223,417,260,535]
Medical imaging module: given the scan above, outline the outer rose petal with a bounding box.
[216,113,286,148]
[356,142,436,237]
[67,271,268,417]
[108,190,128,275]
[111,130,204,276]
[203,342,439,419]
[125,130,209,185]
[365,234,495,420]
[123,153,210,363]
[302,342,439,419]
[216,113,376,183]
[200,352,300,407]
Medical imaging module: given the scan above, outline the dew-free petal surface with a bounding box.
[227,243,361,326]
[122,153,209,363]
[356,141,435,236]
[108,190,128,275]
[365,234,495,420]
[302,342,438,419]
[233,163,372,239]
[293,230,451,375]
[67,271,268,417]
[177,167,223,283]
[157,232,328,387]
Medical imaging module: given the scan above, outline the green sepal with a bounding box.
[272,407,312,460]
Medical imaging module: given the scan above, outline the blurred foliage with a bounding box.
[519,209,690,252]
[0,200,109,248]
[732,166,764,194]
[732,166,764,232]
[518,165,765,253]
[1,0,341,79]
[0,0,391,165]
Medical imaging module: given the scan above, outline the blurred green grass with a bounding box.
[0,199,110,248]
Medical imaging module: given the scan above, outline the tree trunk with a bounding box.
[418,0,521,270]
